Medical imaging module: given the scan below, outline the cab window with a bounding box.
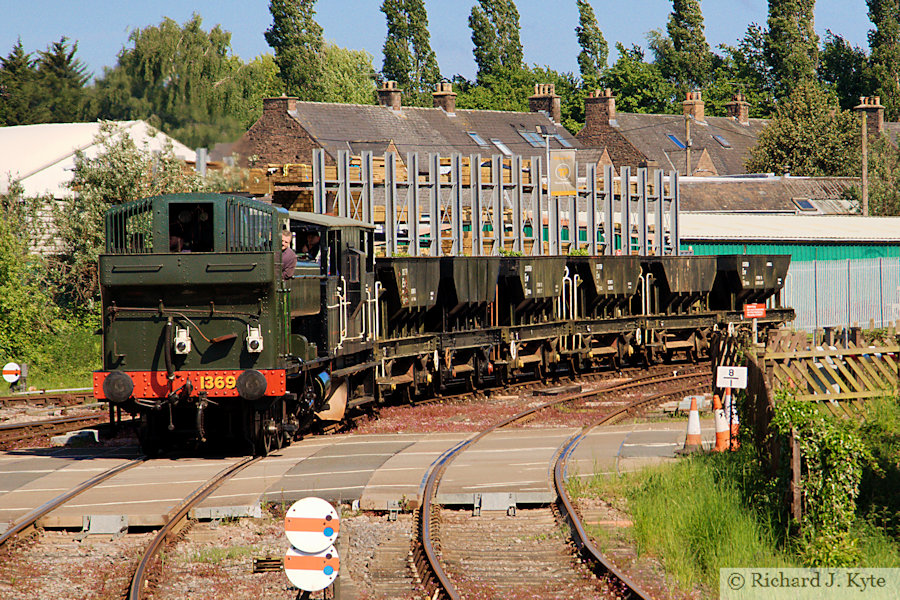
[169,203,214,252]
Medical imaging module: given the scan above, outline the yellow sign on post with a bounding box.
[549,150,576,196]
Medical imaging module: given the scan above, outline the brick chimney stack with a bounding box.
[264,95,298,115]
[528,83,561,124]
[855,96,885,137]
[377,80,403,110]
[725,93,750,125]
[683,91,705,123]
[432,82,457,113]
[584,88,616,129]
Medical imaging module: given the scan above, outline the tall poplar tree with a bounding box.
[766,0,819,97]
[665,0,713,92]
[265,0,325,101]
[575,0,607,89]
[469,0,524,83]
[868,0,900,120]
[381,0,441,106]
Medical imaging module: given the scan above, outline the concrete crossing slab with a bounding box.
[262,434,422,505]
[0,420,721,530]
[0,447,140,528]
[40,457,241,528]
[360,433,463,510]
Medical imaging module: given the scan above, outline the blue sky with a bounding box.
[1,1,873,81]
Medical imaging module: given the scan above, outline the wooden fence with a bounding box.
[735,327,900,522]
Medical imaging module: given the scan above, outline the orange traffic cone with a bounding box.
[680,396,702,453]
[712,394,730,452]
[724,388,740,450]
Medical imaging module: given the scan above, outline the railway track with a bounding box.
[128,456,262,600]
[0,411,111,449]
[0,389,93,408]
[0,458,146,553]
[0,454,262,600]
[413,365,711,599]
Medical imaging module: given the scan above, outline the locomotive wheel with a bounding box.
[254,411,274,456]
[257,425,274,456]
[274,424,285,449]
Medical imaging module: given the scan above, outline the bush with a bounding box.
[770,394,873,566]
[0,182,57,366]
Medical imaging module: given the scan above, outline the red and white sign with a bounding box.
[284,544,340,592]
[743,303,766,319]
[285,496,340,554]
[2,362,20,384]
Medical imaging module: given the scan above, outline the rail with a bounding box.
[0,458,145,550]
[128,456,262,600]
[552,378,711,600]
[415,366,709,599]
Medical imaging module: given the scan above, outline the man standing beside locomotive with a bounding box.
[281,229,297,279]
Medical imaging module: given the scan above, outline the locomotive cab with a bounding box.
[93,194,376,455]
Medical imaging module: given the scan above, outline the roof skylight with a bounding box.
[667,134,686,149]
[467,131,488,146]
[713,134,732,148]
[490,138,513,156]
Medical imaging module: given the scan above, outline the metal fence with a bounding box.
[783,258,900,331]
[310,148,681,257]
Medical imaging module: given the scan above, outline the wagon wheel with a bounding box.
[497,364,509,386]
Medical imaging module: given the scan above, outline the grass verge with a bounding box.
[571,444,900,598]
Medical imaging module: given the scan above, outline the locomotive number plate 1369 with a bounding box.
[198,374,237,390]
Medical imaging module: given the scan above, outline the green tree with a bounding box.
[706,24,777,118]
[55,122,204,306]
[266,0,325,101]
[469,0,524,83]
[91,14,280,148]
[819,31,870,111]
[575,0,607,89]
[868,0,900,120]
[651,0,713,96]
[35,37,90,123]
[602,43,677,114]
[0,181,56,363]
[864,136,900,216]
[456,65,582,133]
[745,81,858,176]
[766,0,819,97]
[322,43,377,104]
[0,40,46,126]
[381,0,441,106]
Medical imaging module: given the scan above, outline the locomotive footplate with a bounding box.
[376,334,439,360]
